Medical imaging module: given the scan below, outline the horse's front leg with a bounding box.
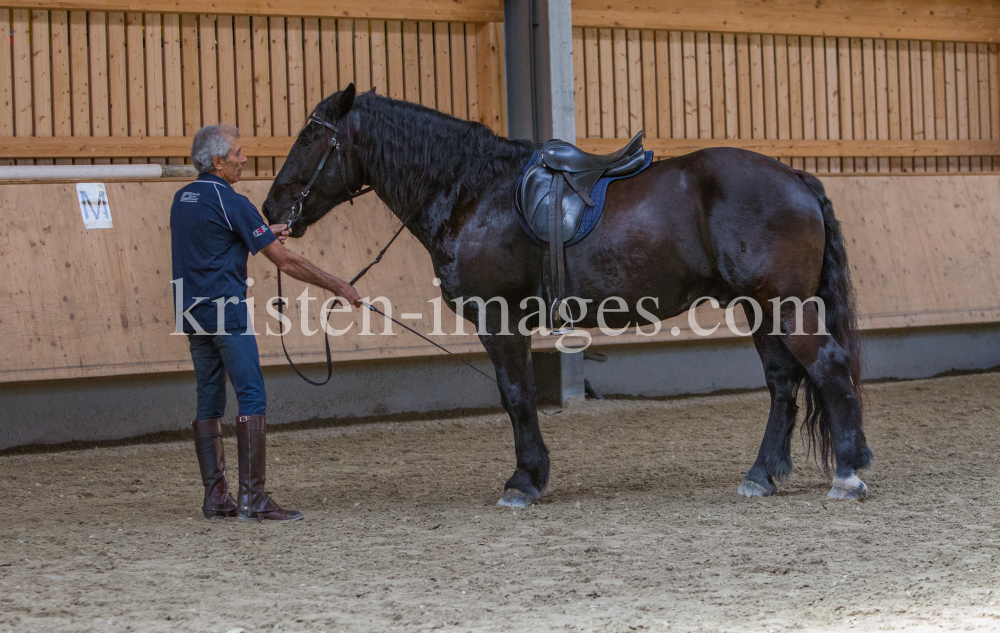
[478,329,550,508]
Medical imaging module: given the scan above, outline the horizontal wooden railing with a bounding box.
[571,0,1000,44]
[1,0,504,22]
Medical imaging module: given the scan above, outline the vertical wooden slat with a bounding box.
[874,39,889,172]
[788,36,803,168]
[641,30,657,138]
[775,35,789,163]
[749,34,764,140]
[163,13,184,165]
[813,37,828,172]
[180,14,200,136]
[199,15,219,126]
[448,23,466,117]
[977,44,991,170]
[464,23,478,122]
[386,21,404,101]
[371,20,388,101]
[850,38,865,171]
[681,31,697,139]
[217,16,237,126]
[667,31,684,138]
[124,13,146,165]
[613,29,629,138]
[800,34,815,172]
[723,33,738,140]
[761,35,777,141]
[921,41,936,172]
[71,11,93,165]
[966,44,981,171]
[955,42,969,172]
[143,13,164,163]
[107,12,128,165]
[584,28,601,137]
[50,11,72,166]
[909,41,925,172]
[573,27,586,137]
[709,32,724,139]
[320,19,337,96]
[943,42,958,172]
[270,17,289,171]
[417,21,435,108]
[837,37,854,172]
[402,21,420,104]
[824,38,839,172]
[12,10,32,165]
[338,20,355,90]
[599,28,615,137]
[694,31,710,139]
[30,11,52,165]
[301,18,321,109]
[887,40,901,172]
[353,20,372,94]
[0,10,14,166]
[474,21,504,135]
[252,16,272,175]
[89,12,110,165]
[862,39,876,172]
[736,33,751,141]
[626,29,642,136]
[990,45,999,170]
[898,40,914,173]
[433,22,451,113]
[234,15,255,174]
[932,41,946,171]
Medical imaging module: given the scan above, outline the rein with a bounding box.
[273,114,499,389]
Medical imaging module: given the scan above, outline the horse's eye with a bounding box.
[298,137,310,147]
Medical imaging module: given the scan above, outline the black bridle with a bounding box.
[284,114,372,234]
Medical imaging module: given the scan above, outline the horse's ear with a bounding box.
[336,83,356,117]
[369,86,377,94]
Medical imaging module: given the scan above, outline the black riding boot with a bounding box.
[236,415,303,522]
[193,418,238,519]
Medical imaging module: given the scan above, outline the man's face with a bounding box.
[212,135,247,184]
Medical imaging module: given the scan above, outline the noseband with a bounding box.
[285,114,372,232]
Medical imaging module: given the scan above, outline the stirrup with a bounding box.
[548,298,575,335]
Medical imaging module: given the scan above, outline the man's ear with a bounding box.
[335,83,356,118]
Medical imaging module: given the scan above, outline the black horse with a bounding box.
[262,84,872,507]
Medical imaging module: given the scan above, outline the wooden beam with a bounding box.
[0,0,504,23]
[579,138,1000,158]
[1,136,998,159]
[571,0,1000,44]
[0,136,296,158]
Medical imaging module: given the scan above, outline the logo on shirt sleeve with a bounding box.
[252,225,270,238]
[179,192,200,203]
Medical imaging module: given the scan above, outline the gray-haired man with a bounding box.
[171,124,361,521]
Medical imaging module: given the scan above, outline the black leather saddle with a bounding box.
[514,132,647,333]
[516,131,646,243]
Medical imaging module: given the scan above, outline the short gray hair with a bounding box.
[191,124,240,173]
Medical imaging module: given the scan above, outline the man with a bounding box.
[171,124,361,522]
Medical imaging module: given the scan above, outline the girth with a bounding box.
[515,131,646,332]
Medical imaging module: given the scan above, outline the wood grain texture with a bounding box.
[4,174,1000,382]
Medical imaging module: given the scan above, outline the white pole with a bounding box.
[0,164,197,181]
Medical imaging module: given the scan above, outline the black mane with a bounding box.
[330,92,534,215]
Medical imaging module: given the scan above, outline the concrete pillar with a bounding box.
[505,0,584,405]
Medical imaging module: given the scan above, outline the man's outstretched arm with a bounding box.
[260,225,362,307]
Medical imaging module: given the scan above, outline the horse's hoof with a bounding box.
[497,487,540,508]
[828,474,868,500]
[738,479,775,498]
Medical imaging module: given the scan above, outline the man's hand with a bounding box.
[270,223,290,244]
[336,281,363,308]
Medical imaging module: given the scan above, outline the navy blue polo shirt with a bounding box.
[170,173,277,333]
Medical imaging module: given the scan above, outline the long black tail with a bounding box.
[795,171,864,471]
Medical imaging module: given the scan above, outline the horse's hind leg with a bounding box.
[478,330,550,508]
[778,304,872,500]
[739,329,805,497]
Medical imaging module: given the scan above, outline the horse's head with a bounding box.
[262,84,359,238]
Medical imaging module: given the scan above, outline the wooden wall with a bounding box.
[0,2,507,171]
[571,2,1000,171]
[2,175,1000,383]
